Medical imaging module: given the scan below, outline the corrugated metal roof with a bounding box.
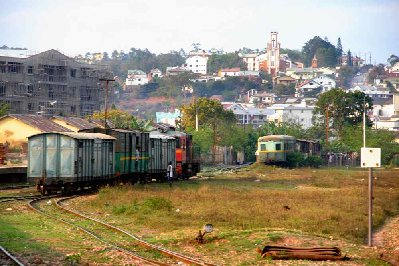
[52,116,99,130]
[258,135,295,142]
[150,131,175,140]
[3,114,71,132]
[28,132,116,140]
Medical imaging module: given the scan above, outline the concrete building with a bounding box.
[267,104,314,129]
[185,55,208,74]
[0,49,112,117]
[226,103,274,128]
[156,109,181,127]
[125,70,149,86]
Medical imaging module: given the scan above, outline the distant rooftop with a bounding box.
[0,49,40,58]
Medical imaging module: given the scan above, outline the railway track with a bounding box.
[0,184,33,190]
[0,195,41,203]
[0,246,26,266]
[29,196,215,266]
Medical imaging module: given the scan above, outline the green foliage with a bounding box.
[286,152,305,168]
[259,121,305,139]
[367,64,386,83]
[0,103,9,117]
[336,65,356,88]
[141,197,173,212]
[280,48,303,62]
[302,36,338,67]
[339,125,399,165]
[314,89,373,138]
[207,52,247,73]
[273,83,295,96]
[190,127,213,153]
[106,48,185,79]
[303,156,323,168]
[387,54,399,66]
[65,253,81,266]
[90,109,151,131]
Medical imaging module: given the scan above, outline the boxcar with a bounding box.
[80,128,149,183]
[256,135,296,163]
[148,131,176,181]
[28,132,115,195]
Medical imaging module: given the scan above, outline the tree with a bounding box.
[273,83,295,96]
[347,50,353,67]
[336,37,343,64]
[367,64,386,83]
[102,52,110,61]
[314,89,373,139]
[280,48,303,62]
[111,50,119,60]
[90,109,143,130]
[181,98,237,162]
[336,66,356,88]
[207,52,247,74]
[302,36,338,67]
[387,54,399,66]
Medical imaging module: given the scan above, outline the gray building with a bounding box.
[0,49,113,117]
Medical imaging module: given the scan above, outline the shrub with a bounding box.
[303,156,323,168]
[285,152,305,168]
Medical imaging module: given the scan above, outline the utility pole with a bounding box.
[325,107,329,145]
[99,78,115,129]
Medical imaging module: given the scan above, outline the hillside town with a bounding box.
[1,32,398,147]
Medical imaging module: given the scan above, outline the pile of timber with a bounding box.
[258,245,348,261]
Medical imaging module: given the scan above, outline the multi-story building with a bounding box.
[185,55,208,74]
[0,49,112,117]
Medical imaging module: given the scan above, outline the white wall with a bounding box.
[186,56,208,74]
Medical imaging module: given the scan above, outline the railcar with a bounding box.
[256,135,321,164]
[148,131,176,181]
[28,132,115,195]
[80,128,149,183]
[256,135,296,163]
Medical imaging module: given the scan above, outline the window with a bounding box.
[260,144,266,151]
[27,84,33,94]
[0,83,5,96]
[271,61,274,66]
[27,66,34,74]
[70,69,76,77]
[275,143,281,151]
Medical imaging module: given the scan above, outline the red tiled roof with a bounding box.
[221,68,240,72]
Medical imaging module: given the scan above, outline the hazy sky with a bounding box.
[1,0,398,64]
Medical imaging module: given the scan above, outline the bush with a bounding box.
[286,152,305,168]
[303,156,323,168]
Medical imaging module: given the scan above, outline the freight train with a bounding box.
[255,135,321,164]
[28,127,200,195]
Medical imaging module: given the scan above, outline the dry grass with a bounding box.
[66,165,399,265]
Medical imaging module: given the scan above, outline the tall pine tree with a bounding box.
[347,50,353,66]
[337,37,343,65]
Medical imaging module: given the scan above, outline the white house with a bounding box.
[240,53,259,71]
[226,103,274,128]
[185,55,208,74]
[266,104,314,129]
[249,92,277,105]
[349,85,391,99]
[126,70,148,86]
[296,75,336,97]
[149,68,163,78]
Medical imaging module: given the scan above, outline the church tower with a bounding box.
[266,32,280,77]
[311,54,318,68]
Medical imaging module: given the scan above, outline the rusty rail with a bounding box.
[258,245,348,261]
[0,246,26,266]
[28,197,163,266]
[57,196,215,266]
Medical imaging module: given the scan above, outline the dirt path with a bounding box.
[373,216,399,265]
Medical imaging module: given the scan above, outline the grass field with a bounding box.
[1,164,398,265]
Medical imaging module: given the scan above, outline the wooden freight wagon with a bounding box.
[148,131,176,182]
[28,132,115,195]
[80,128,150,183]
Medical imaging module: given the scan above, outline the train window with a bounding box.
[275,143,281,150]
[151,139,154,148]
[260,144,266,151]
[136,136,140,146]
[78,142,83,148]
